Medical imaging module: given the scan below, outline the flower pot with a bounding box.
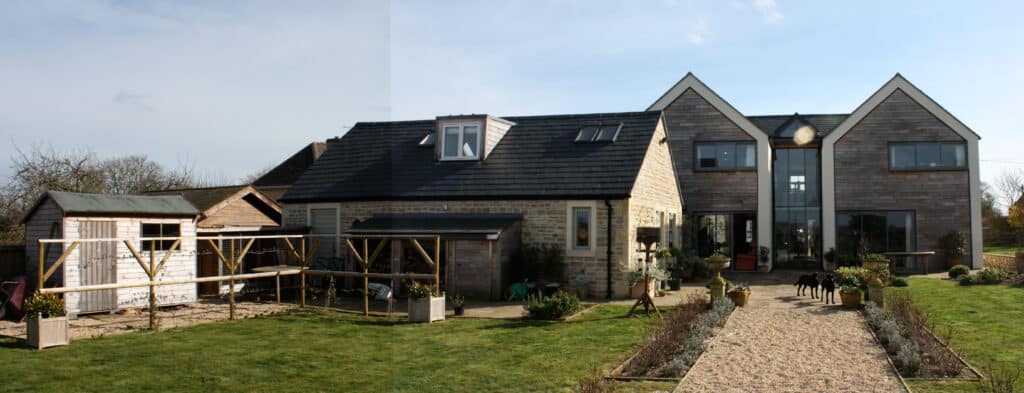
[453,306,464,316]
[408,294,445,323]
[626,278,651,298]
[863,260,889,272]
[668,278,681,291]
[839,290,861,309]
[26,314,69,349]
[728,290,751,307]
[946,256,962,269]
[757,265,770,273]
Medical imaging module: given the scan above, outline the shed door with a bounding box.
[79,221,117,313]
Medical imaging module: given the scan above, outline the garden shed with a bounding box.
[21,191,200,316]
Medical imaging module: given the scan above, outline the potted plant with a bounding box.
[626,265,668,298]
[658,247,682,290]
[450,293,465,316]
[407,281,445,323]
[838,276,862,309]
[24,293,69,349]
[727,282,751,307]
[757,246,771,272]
[938,231,968,268]
[705,252,731,272]
[862,253,890,272]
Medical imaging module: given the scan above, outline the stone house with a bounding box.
[278,112,683,299]
[649,73,981,271]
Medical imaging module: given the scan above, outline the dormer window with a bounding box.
[440,121,481,160]
[575,123,621,143]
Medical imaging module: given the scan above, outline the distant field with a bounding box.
[983,246,1021,256]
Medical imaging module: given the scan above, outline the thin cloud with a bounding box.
[754,0,784,23]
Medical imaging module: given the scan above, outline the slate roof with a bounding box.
[253,142,327,188]
[280,111,663,202]
[746,114,849,137]
[22,191,199,223]
[347,213,522,239]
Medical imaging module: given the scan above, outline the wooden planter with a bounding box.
[728,290,751,307]
[26,315,69,349]
[408,294,445,323]
[839,290,862,309]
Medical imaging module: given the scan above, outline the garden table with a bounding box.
[882,251,935,274]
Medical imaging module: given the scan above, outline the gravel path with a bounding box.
[675,276,906,393]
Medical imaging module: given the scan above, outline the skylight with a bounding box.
[418,132,435,147]
[575,123,621,143]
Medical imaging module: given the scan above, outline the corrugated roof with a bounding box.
[280,111,663,202]
[147,185,248,211]
[22,191,199,223]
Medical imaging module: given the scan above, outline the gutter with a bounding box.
[605,199,613,299]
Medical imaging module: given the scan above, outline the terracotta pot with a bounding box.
[946,256,963,269]
[728,290,751,307]
[839,290,861,309]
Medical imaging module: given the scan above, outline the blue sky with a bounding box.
[1,0,1022,188]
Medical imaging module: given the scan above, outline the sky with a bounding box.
[1,0,1023,190]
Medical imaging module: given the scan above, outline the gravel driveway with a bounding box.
[674,273,906,393]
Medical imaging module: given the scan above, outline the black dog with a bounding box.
[819,274,836,304]
[794,273,819,299]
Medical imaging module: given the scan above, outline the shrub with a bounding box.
[959,274,975,286]
[838,275,860,291]
[407,281,438,299]
[626,293,706,376]
[510,244,566,283]
[691,257,710,278]
[948,264,970,279]
[652,297,734,377]
[836,266,868,286]
[894,342,922,377]
[576,367,617,393]
[975,362,1024,393]
[863,253,889,263]
[625,266,669,286]
[891,278,909,287]
[24,293,65,318]
[976,268,1009,285]
[523,291,581,320]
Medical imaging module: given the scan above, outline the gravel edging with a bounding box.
[859,310,913,393]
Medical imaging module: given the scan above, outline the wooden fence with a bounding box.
[0,243,26,279]
[982,252,1024,273]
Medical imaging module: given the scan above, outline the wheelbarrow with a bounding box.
[0,277,27,321]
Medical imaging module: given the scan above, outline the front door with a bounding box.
[696,213,756,271]
[79,221,117,313]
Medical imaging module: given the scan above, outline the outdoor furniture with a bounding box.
[882,251,936,274]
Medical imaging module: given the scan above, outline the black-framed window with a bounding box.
[695,142,756,170]
[889,142,965,171]
[140,223,180,251]
[835,211,914,266]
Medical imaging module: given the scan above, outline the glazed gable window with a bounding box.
[440,121,481,160]
[889,142,965,171]
[695,142,756,170]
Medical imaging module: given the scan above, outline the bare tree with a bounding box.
[240,163,276,185]
[102,155,195,194]
[993,169,1024,213]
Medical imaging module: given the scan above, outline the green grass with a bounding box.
[0,305,671,393]
[896,277,1024,392]
[983,245,1022,256]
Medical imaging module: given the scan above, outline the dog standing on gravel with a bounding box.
[794,273,819,299]
[819,274,836,304]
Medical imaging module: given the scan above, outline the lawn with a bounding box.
[896,277,1024,392]
[0,305,673,392]
[983,245,1022,256]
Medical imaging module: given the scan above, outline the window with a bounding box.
[789,175,806,191]
[440,122,481,160]
[889,142,966,170]
[668,213,676,247]
[835,211,914,266]
[657,212,665,246]
[575,123,622,143]
[572,207,591,249]
[140,223,180,251]
[695,142,756,170]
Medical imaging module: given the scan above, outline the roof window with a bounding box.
[575,123,621,143]
[418,132,435,147]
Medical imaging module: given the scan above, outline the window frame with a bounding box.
[693,141,757,172]
[139,222,181,252]
[887,142,967,172]
[439,121,482,161]
[566,202,597,255]
[834,210,916,260]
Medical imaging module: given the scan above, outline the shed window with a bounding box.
[889,142,965,170]
[140,223,180,251]
[440,122,481,160]
[696,142,756,170]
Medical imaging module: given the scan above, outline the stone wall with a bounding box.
[629,117,685,274]
[834,89,971,267]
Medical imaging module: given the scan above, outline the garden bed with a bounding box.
[607,293,735,382]
[862,292,980,382]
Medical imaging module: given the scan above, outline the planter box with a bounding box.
[408,294,445,323]
[630,279,657,299]
[26,315,69,349]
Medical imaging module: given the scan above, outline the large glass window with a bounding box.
[835,211,914,267]
[773,148,821,269]
[695,142,756,170]
[889,142,965,170]
[697,214,730,257]
[440,122,481,160]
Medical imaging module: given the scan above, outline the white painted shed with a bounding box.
[21,191,200,316]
